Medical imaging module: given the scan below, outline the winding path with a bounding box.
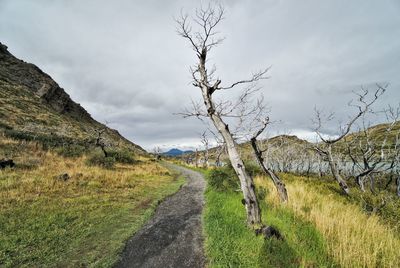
[114,164,206,268]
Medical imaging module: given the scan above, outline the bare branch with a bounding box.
[218,68,271,90]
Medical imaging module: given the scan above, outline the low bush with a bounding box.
[244,161,262,177]
[107,150,135,164]
[207,166,239,192]
[56,145,87,158]
[86,153,116,169]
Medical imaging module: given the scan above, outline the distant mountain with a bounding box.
[162,148,194,157]
[0,42,145,153]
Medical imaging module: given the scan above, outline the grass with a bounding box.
[202,166,400,268]
[257,174,400,268]
[0,137,184,267]
[203,171,337,267]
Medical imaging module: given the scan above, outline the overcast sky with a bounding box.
[1,0,399,151]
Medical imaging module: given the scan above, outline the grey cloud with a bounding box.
[1,0,399,150]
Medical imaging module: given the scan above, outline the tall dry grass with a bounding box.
[255,175,400,268]
[0,137,173,208]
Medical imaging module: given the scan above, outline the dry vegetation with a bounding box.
[255,174,400,268]
[0,136,184,267]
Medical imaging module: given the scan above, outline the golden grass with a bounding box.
[0,137,183,266]
[0,148,171,206]
[255,175,400,268]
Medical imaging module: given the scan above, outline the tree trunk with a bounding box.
[195,149,198,168]
[384,173,393,190]
[369,175,375,193]
[200,86,262,226]
[306,161,311,177]
[396,176,400,197]
[356,175,366,192]
[318,156,323,178]
[355,168,374,192]
[326,145,350,194]
[250,137,288,203]
[203,150,209,168]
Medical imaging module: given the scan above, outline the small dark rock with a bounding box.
[57,173,70,181]
[255,225,283,240]
[0,159,15,169]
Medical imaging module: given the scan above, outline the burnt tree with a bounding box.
[176,4,270,227]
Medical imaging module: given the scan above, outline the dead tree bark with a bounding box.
[215,143,225,167]
[200,131,210,168]
[250,119,288,202]
[176,4,270,226]
[397,176,400,197]
[195,148,199,168]
[95,128,108,157]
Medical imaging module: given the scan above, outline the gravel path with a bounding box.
[114,164,206,268]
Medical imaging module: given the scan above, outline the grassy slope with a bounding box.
[202,169,400,268]
[0,138,184,267]
[0,80,145,154]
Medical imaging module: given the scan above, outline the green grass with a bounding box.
[203,182,337,267]
[0,139,185,267]
[0,178,184,268]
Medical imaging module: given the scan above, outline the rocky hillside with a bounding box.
[0,42,145,153]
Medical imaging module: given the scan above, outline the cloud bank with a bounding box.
[1,0,399,150]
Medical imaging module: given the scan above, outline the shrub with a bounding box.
[257,186,269,201]
[207,166,239,192]
[244,161,262,177]
[107,150,135,164]
[56,145,87,158]
[86,153,115,169]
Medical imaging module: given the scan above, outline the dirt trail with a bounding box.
[114,164,206,268]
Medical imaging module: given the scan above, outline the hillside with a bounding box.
[343,121,400,146]
[184,122,399,165]
[0,42,145,153]
[185,134,312,164]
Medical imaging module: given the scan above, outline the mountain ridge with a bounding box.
[162,148,194,156]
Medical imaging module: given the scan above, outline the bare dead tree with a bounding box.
[387,131,400,196]
[214,143,226,167]
[94,128,108,157]
[346,105,399,192]
[250,118,288,202]
[207,127,226,166]
[153,146,162,161]
[194,148,199,167]
[200,131,210,168]
[312,85,386,194]
[380,104,400,196]
[176,3,271,227]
